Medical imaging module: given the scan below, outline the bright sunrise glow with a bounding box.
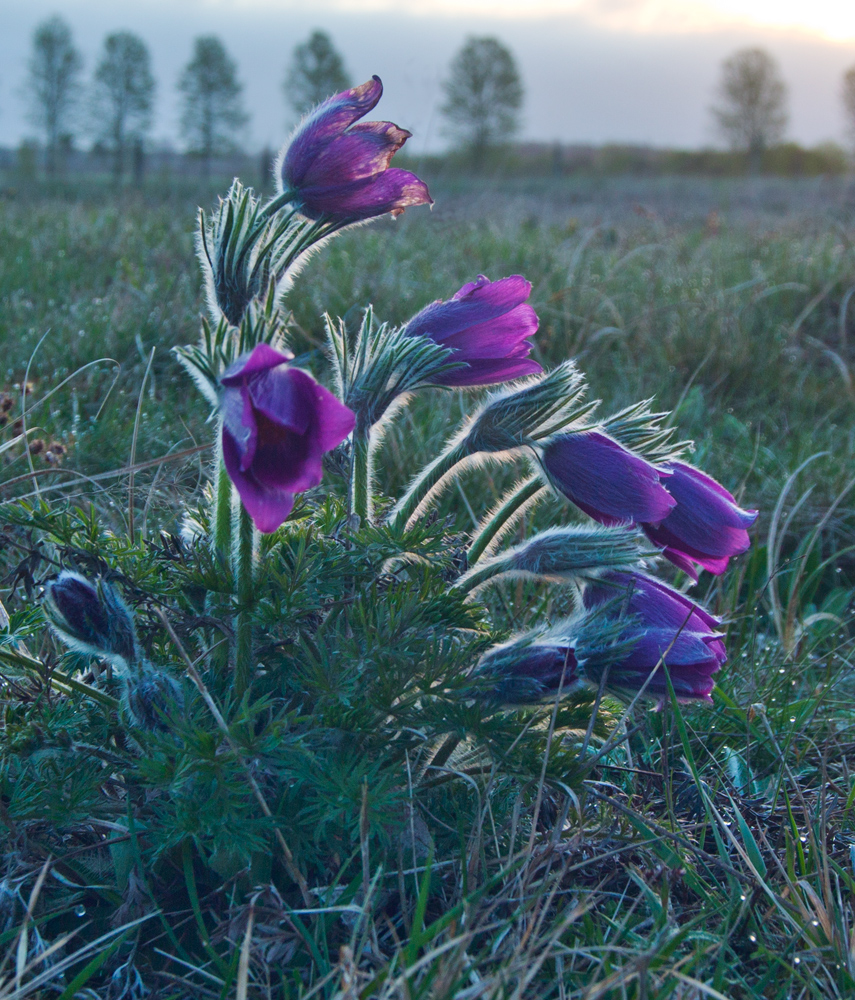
[251,0,855,41]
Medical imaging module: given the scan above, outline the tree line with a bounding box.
[19,16,855,181]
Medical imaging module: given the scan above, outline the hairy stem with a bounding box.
[389,441,470,531]
[452,557,510,596]
[212,448,233,555]
[234,503,255,698]
[349,427,374,525]
[467,475,546,566]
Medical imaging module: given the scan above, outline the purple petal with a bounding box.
[282,76,384,187]
[222,425,296,533]
[298,121,412,188]
[249,366,316,436]
[222,344,293,386]
[439,304,539,358]
[588,571,722,634]
[543,432,676,527]
[406,276,532,342]
[312,380,357,451]
[298,168,432,221]
[220,384,258,472]
[436,357,543,388]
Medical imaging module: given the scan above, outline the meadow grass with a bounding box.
[0,174,854,998]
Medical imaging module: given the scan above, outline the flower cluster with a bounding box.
[168,75,759,708]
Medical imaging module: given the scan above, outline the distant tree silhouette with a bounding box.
[843,65,855,151]
[93,31,155,182]
[284,30,351,118]
[178,36,248,176]
[27,15,82,176]
[441,36,523,169]
[712,48,788,173]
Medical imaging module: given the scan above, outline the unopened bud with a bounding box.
[44,571,138,668]
[122,668,184,731]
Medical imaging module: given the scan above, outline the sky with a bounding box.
[1,0,854,153]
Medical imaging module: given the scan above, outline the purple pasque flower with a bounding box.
[640,461,758,581]
[279,76,432,223]
[583,571,726,702]
[541,430,675,527]
[220,344,355,533]
[403,275,542,387]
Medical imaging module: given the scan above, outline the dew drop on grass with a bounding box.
[789,717,796,723]
[749,934,757,943]
[75,904,86,917]
[794,957,801,965]
[811,920,819,927]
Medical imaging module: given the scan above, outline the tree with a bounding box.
[26,15,82,176]
[284,30,351,118]
[711,47,788,172]
[843,65,855,151]
[93,31,155,182]
[178,36,248,176]
[441,36,523,168]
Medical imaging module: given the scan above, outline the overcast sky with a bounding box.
[1,0,854,153]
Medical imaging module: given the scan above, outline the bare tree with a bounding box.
[441,36,523,169]
[712,47,788,172]
[284,30,351,118]
[843,65,855,152]
[93,31,155,182]
[27,15,82,176]
[179,36,248,176]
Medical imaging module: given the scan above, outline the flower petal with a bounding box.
[437,357,543,387]
[299,121,412,188]
[222,344,293,386]
[222,425,296,533]
[297,168,432,221]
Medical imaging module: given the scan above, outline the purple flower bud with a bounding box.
[220,344,355,533]
[278,76,432,222]
[403,275,542,387]
[583,572,726,702]
[44,571,137,667]
[640,462,758,581]
[541,431,675,527]
[475,642,580,705]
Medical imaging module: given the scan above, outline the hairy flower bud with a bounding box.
[122,668,184,732]
[43,571,138,668]
[473,638,581,705]
[463,363,595,456]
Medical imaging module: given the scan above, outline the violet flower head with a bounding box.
[583,571,726,702]
[43,571,138,667]
[220,344,355,533]
[278,76,432,223]
[640,461,758,581]
[403,275,542,387]
[541,431,675,527]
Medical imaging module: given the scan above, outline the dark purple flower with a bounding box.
[279,76,432,222]
[43,571,137,666]
[641,461,758,581]
[583,572,726,702]
[403,275,542,387]
[541,431,675,527]
[220,344,355,533]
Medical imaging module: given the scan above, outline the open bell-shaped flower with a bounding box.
[403,275,541,387]
[277,76,432,223]
[220,344,355,533]
[640,461,758,580]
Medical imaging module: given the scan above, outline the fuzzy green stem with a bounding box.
[234,503,255,698]
[452,557,511,596]
[467,475,546,566]
[349,427,374,525]
[390,441,470,531]
[212,452,233,555]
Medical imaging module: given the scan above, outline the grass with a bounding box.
[0,172,854,998]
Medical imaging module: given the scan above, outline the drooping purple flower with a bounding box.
[278,76,432,222]
[541,431,675,527]
[403,275,542,387]
[583,571,726,702]
[220,344,355,533]
[640,461,758,581]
